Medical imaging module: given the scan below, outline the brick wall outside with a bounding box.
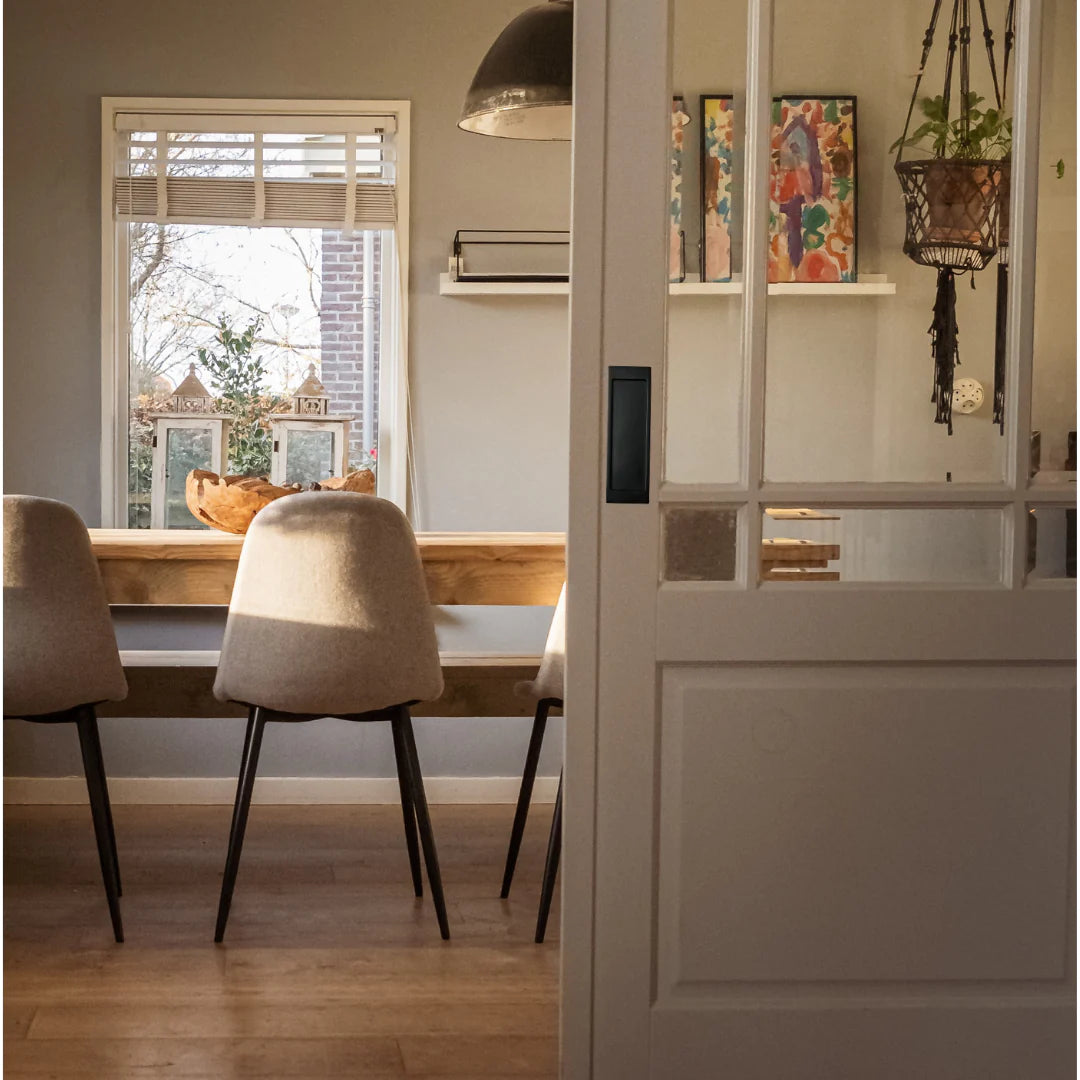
[319,230,381,466]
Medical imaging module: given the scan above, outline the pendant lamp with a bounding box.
[459,0,573,141]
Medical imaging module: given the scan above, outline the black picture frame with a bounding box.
[770,93,859,283]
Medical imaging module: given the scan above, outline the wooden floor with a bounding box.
[4,803,560,1078]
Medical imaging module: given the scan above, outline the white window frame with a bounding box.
[100,97,411,527]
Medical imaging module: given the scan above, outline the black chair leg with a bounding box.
[392,718,424,897]
[501,700,550,898]
[75,709,123,944]
[85,714,122,898]
[535,770,562,944]
[396,709,450,940]
[214,708,267,943]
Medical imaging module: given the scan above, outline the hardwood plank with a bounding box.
[28,1002,556,1040]
[5,805,559,1079]
[398,1035,558,1076]
[5,1005,36,1039]
[3,1036,405,1076]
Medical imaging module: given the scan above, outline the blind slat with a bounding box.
[114,112,396,135]
[113,112,397,229]
[114,176,396,229]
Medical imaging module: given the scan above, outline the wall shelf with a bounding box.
[439,273,896,297]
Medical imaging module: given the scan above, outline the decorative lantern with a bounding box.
[149,365,231,529]
[270,365,352,486]
[894,0,1009,434]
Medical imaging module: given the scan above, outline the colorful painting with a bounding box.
[670,96,690,282]
[769,96,857,283]
[700,95,735,283]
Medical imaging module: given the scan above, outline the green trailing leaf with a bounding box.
[1057,158,1066,179]
[893,92,1011,161]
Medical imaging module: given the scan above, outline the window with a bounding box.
[101,98,410,528]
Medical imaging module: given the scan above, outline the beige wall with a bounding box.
[3,0,572,532]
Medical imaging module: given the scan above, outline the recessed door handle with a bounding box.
[606,365,651,504]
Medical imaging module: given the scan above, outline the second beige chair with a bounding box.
[500,583,565,943]
[212,491,449,941]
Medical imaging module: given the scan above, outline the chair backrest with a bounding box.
[3,495,127,718]
[527,582,566,702]
[214,492,444,716]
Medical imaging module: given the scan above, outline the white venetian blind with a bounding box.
[112,112,397,230]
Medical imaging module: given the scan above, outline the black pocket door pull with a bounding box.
[606,366,651,504]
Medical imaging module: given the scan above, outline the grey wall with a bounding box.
[3,0,570,779]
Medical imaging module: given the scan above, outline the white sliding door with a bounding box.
[563,0,1075,1076]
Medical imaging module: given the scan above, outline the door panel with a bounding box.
[659,665,1072,987]
[649,1003,1074,1080]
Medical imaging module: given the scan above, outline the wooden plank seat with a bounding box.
[101,651,551,719]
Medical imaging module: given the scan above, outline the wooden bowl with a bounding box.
[185,471,295,534]
[185,468,378,534]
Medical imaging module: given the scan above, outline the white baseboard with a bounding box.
[3,775,560,806]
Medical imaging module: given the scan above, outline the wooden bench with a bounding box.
[101,651,549,719]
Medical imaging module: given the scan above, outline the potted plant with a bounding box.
[891,92,1011,244]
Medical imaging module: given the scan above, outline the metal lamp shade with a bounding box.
[459,1,573,141]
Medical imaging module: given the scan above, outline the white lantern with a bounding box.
[270,365,352,486]
[148,366,231,529]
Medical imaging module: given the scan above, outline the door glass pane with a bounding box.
[664,0,747,484]
[285,428,335,485]
[763,0,1008,483]
[663,506,739,581]
[1027,506,1077,580]
[1030,0,1076,485]
[760,507,1004,583]
[164,427,211,529]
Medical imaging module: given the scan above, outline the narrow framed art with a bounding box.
[699,94,736,283]
[670,95,690,283]
[769,95,858,282]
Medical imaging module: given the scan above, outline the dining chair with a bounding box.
[212,491,450,941]
[3,495,128,942]
[500,583,565,943]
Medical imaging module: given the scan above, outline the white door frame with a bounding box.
[562,0,1074,1076]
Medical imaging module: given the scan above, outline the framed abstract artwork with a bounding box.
[769,95,857,282]
[670,96,690,283]
[699,94,736,283]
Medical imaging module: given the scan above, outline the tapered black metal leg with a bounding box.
[397,710,450,940]
[228,709,256,842]
[535,770,562,944]
[501,700,550,898]
[214,709,267,943]
[85,715,122,898]
[75,709,123,943]
[392,718,424,897]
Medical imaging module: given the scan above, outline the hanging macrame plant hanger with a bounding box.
[992,0,1016,434]
[894,0,1009,434]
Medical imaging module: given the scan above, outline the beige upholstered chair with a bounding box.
[212,491,449,941]
[3,495,128,942]
[500,583,565,942]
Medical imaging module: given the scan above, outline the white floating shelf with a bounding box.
[439,273,895,297]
